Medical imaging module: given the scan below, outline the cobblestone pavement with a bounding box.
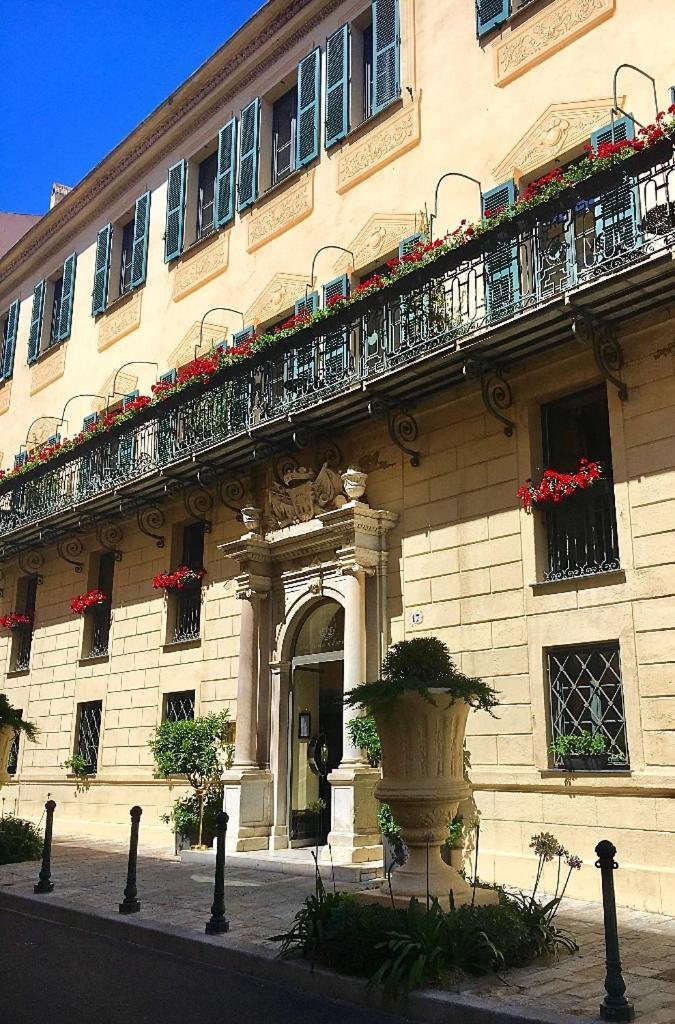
[2,837,675,1022]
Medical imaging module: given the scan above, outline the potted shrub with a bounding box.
[551,731,610,772]
[345,637,498,906]
[0,694,38,786]
[149,711,231,850]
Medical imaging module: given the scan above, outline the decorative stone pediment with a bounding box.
[493,97,623,182]
[245,273,311,328]
[94,371,138,413]
[247,170,315,253]
[334,213,420,275]
[168,319,229,370]
[29,343,67,396]
[26,416,62,448]
[172,232,229,302]
[493,0,615,88]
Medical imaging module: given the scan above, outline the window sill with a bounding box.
[97,285,143,321]
[180,226,224,261]
[162,638,202,652]
[6,668,30,679]
[540,767,631,778]
[478,0,550,44]
[530,568,625,595]
[341,96,403,147]
[261,165,311,204]
[33,339,67,366]
[78,654,110,667]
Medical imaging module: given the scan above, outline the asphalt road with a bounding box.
[0,907,409,1024]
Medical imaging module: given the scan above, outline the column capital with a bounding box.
[234,572,272,601]
[336,544,379,578]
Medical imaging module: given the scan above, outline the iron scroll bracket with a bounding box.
[367,398,421,467]
[56,536,85,573]
[462,358,515,437]
[96,523,124,562]
[136,504,166,548]
[570,306,628,402]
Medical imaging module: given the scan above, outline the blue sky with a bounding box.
[2,1,263,214]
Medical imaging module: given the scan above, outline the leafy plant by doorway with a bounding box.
[0,694,38,741]
[62,754,91,793]
[346,715,381,767]
[149,711,231,848]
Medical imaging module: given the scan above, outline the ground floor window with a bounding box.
[6,712,21,775]
[164,690,195,722]
[548,642,629,770]
[75,700,103,774]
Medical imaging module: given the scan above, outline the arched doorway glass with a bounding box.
[289,600,344,847]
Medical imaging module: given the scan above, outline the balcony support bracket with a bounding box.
[367,398,421,467]
[219,476,250,522]
[17,549,44,584]
[137,504,166,549]
[97,523,124,562]
[463,358,515,437]
[571,308,628,402]
[56,536,84,574]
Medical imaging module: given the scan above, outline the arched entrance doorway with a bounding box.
[289,599,344,846]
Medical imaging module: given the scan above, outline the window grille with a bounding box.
[165,691,196,722]
[7,713,21,776]
[48,276,64,349]
[548,642,629,769]
[76,700,103,773]
[87,552,115,658]
[172,523,204,643]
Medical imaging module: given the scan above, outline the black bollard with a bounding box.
[595,840,634,1022]
[119,806,143,914]
[34,800,56,894]
[205,811,229,935]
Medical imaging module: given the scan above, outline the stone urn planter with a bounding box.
[374,692,473,904]
[0,724,14,787]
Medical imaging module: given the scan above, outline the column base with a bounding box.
[222,768,273,853]
[322,765,383,865]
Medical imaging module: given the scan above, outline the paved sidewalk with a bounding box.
[1,837,675,1022]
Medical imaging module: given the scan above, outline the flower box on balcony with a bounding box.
[152,566,206,592]
[0,613,33,630]
[622,136,674,176]
[70,590,109,616]
[573,166,625,201]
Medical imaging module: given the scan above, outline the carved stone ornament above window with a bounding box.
[336,96,421,195]
[245,272,312,328]
[168,319,229,368]
[247,170,315,253]
[97,290,142,352]
[95,371,138,413]
[0,380,11,417]
[268,460,367,530]
[493,0,615,88]
[333,213,420,275]
[29,342,67,396]
[492,96,624,181]
[172,232,229,302]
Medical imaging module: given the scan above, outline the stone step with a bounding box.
[180,847,384,884]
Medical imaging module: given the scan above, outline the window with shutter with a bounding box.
[398,233,422,258]
[272,88,298,185]
[372,0,400,114]
[48,276,64,349]
[130,192,151,288]
[323,275,351,382]
[482,180,521,319]
[238,98,260,211]
[92,224,112,316]
[325,26,349,148]
[82,413,98,432]
[214,118,237,228]
[297,48,321,168]
[294,292,319,318]
[57,253,77,342]
[476,0,510,37]
[159,369,177,385]
[119,218,135,296]
[27,280,46,364]
[232,326,255,346]
[590,118,640,256]
[14,451,28,468]
[1,299,20,380]
[165,161,186,262]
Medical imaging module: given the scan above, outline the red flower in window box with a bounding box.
[518,458,603,513]
[0,613,33,630]
[326,293,346,308]
[152,566,207,592]
[70,590,109,615]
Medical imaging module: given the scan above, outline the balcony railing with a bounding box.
[14,626,33,671]
[1,154,675,544]
[87,602,111,658]
[545,481,619,581]
[173,585,201,643]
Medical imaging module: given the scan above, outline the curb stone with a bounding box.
[0,889,599,1024]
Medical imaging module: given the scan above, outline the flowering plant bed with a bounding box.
[2,109,675,489]
[517,458,603,513]
[70,590,109,615]
[0,613,33,630]
[152,566,206,592]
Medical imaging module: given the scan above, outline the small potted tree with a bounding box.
[149,711,230,850]
[551,731,610,772]
[0,695,37,787]
[345,637,498,907]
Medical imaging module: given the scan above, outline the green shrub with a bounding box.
[0,815,43,865]
[345,638,498,716]
[346,716,381,767]
[161,792,223,845]
[550,731,607,756]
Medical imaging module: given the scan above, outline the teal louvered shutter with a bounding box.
[117,391,139,472]
[232,326,255,346]
[2,299,20,380]
[323,275,350,382]
[130,192,151,288]
[14,451,28,468]
[214,118,238,227]
[325,26,349,148]
[372,0,400,114]
[57,253,77,341]
[165,161,186,262]
[482,180,520,319]
[92,224,112,316]
[82,413,97,431]
[122,390,139,412]
[294,292,319,318]
[398,233,422,258]
[238,99,260,211]
[156,375,176,463]
[27,280,46,364]
[477,0,510,37]
[286,293,318,394]
[159,369,177,385]
[46,433,60,446]
[296,49,321,168]
[590,117,640,255]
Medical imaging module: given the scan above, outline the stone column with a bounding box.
[233,590,259,768]
[341,568,367,766]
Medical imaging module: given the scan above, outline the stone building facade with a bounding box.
[1,0,674,912]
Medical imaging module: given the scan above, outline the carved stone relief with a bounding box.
[29,343,67,396]
[0,381,11,417]
[95,370,138,413]
[493,0,615,88]
[265,447,369,530]
[493,97,623,181]
[168,319,229,369]
[97,290,142,352]
[26,416,62,448]
[172,232,229,302]
[247,170,315,253]
[334,213,420,275]
[336,97,421,195]
[245,273,311,328]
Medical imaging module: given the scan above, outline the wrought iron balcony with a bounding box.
[172,585,202,643]
[2,153,675,553]
[14,625,33,672]
[87,601,112,658]
[544,481,619,582]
